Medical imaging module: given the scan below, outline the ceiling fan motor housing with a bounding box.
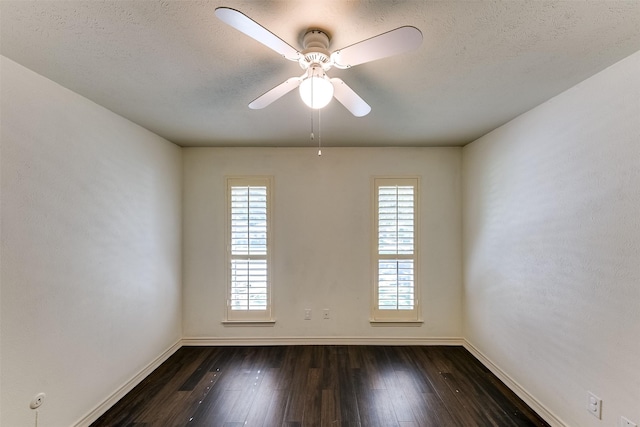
[300,30,331,70]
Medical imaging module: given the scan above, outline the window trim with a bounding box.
[225,176,274,323]
[371,176,421,323]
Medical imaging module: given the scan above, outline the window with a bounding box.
[372,177,420,322]
[226,177,273,322]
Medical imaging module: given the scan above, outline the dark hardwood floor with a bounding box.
[91,345,550,427]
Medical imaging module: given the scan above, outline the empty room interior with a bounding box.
[1,1,639,426]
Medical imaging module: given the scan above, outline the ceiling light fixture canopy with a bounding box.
[299,65,334,109]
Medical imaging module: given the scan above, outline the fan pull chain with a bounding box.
[310,111,314,141]
[310,86,315,142]
[307,88,322,156]
[317,108,322,156]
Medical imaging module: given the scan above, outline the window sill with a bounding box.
[369,319,424,327]
[222,320,276,326]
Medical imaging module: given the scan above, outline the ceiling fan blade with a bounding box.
[215,7,301,61]
[331,26,422,68]
[249,77,302,109]
[330,78,371,117]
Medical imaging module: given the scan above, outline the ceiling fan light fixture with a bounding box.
[299,66,334,109]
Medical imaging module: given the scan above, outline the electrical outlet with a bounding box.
[587,392,601,419]
[323,309,330,319]
[621,416,637,427]
[30,393,45,409]
[304,309,311,320]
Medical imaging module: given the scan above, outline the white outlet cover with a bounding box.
[29,392,46,409]
[621,416,637,427]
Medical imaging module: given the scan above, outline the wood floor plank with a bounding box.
[284,346,312,423]
[371,388,402,427]
[91,345,551,427]
[336,347,361,425]
[179,347,224,390]
[348,345,362,369]
[243,367,281,426]
[351,367,377,427]
[170,370,220,425]
[262,388,288,426]
[301,367,322,426]
[223,368,265,423]
[375,348,415,423]
[320,388,339,427]
[361,345,386,390]
[393,368,458,427]
[407,346,486,426]
[275,345,298,391]
[134,350,215,424]
[320,346,339,390]
[189,349,248,427]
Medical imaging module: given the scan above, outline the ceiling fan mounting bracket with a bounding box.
[299,30,332,70]
[302,30,330,50]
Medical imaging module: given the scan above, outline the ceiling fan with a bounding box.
[215,7,423,117]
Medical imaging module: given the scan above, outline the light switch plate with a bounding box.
[587,392,601,419]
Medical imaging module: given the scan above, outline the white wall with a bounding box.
[0,56,183,427]
[463,50,640,426]
[183,147,462,341]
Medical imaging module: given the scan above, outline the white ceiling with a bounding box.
[2,1,640,147]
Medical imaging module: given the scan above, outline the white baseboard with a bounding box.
[181,336,465,346]
[463,339,567,427]
[72,339,182,427]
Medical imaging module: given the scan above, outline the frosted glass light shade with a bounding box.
[299,67,334,109]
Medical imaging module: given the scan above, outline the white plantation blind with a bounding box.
[227,178,272,320]
[378,185,415,255]
[230,258,267,310]
[230,186,267,256]
[373,178,419,320]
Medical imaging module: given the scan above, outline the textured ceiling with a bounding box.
[2,1,640,147]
